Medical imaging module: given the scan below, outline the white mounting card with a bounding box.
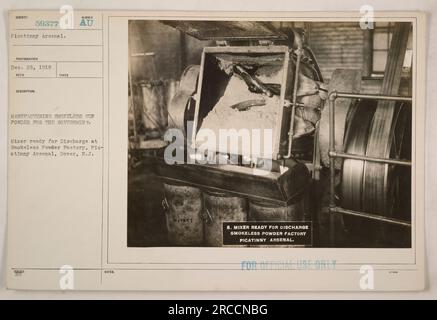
[7,10,426,291]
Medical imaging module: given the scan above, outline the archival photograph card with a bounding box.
[6,10,426,291]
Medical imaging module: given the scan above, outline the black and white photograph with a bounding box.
[127,20,413,249]
[4,6,429,293]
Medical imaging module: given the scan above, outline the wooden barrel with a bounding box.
[203,190,247,247]
[162,181,203,246]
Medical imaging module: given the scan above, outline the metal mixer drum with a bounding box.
[341,99,411,245]
[167,65,200,135]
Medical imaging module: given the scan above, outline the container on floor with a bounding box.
[162,181,204,246]
[203,190,247,247]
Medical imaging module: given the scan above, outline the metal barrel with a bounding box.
[203,190,247,247]
[249,200,304,222]
[162,181,204,246]
[248,200,305,248]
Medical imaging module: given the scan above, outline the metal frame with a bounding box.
[191,45,291,160]
[328,91,412,244]
[284,48,303,159]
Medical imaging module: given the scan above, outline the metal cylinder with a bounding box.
[162,181,203,246]
[163,79,179,127]
[249,200,305,247]
[203,190,247,247]
[167,65,199,135]
[139,80,165,138]
[249,200,304,222]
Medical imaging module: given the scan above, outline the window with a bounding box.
[371,22,412,76]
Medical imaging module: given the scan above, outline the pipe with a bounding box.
[284,48,303,159]
[335,92,412,102]
[331,207,411,228]
[311,121,321,180]
[131,52,155,57]
[328,91,337,245]
[128,59,138,142]
[283,29,305,159]
[329,151,411,166]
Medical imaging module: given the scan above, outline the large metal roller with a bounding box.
[363,102,411,215]
[340,22,411,246]
[341,99,411,243]
[341,99,377,212]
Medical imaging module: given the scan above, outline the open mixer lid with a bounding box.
[161,20,288,41]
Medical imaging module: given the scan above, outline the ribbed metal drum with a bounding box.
[341,99,378,242]
[341,100,412,247]
[203,190,247,247]
[162,181,203,246]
